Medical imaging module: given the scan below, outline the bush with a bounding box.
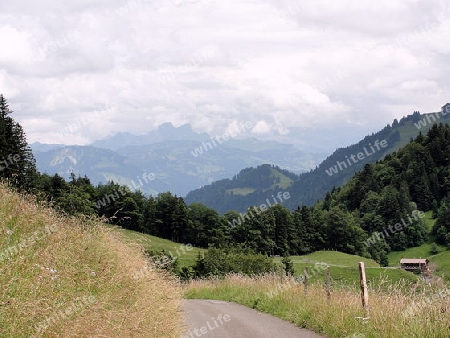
[430,243,439,255]
[193,248,274,278]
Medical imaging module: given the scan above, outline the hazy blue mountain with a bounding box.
[32,123,325,196]
[91,122,209,150]
[31,142,64,152]
[32,145,172,195]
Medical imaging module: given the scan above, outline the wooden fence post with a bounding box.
[326,266,331,301]
[272,264,275,285]
[303,267,308,295]
[359,262,369,314]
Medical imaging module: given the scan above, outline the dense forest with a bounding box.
[1,95,450,268]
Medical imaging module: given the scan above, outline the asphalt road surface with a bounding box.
[181,299,326,338]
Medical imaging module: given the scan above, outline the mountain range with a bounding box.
[32,123,325,196]
[185,110,450,212]
[32,109,449,208]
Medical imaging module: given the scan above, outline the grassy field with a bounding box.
[276,251,380,268]
[0,185,183,337]
[269,167,294,189]
[225,187,256,196]
[185,274,450,338]
[273,251,419,290]
[118,228,205,268]
[388,211,450,280]
[429,251,450,280]
[118,215,448,286]
[116,232,425,288]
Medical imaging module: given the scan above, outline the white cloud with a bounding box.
[252,120,271,134]
[0,0,448,149]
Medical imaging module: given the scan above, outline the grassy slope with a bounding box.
[274,251,418,289]
[393,111,450,152]
[388,211,450,280]
[118,229,424,288]
[225,167,294,196]
[118,211,448,285]
[0,185,182,337]
[118,228,205,268]
[226,187,256,196]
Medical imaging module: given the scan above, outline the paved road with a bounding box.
[181,299,326,338]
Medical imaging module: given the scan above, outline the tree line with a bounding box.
[1,94,449,268]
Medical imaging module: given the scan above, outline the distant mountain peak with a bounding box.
[91,123,208,150]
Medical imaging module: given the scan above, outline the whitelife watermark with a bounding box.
[132,243,193,280]
[363,210,425,247]
[0,153,20,172]
[0,224,58,263]
[191,121,253,157]
[388,22,439,51]
[181,313,231,338]
[414,104,450,130]
[228,191,291,227]
[402,288,449,318]
[57,103,117,139]
[93,172,156,209]
[325,140,388,177]
[21,31,81,67]
[265,262,329,298]
[35,295,97,334]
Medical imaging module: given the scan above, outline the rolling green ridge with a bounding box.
[186,111,450,213]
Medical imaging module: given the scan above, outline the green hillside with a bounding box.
[274,251,419,288]
[387,211,450,280]
[276,250,380,267]
[185,164,297,212]
[186,110,450,213]
[118,229,205,268]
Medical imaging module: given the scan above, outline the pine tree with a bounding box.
[0,95,37,190]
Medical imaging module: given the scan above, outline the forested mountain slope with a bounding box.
[186,111,450,213]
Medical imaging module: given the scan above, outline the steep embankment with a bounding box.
[0,184,182,337]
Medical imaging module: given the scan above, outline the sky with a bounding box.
[0,0,449,150]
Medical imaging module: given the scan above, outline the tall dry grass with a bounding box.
[185,273,450,338]
[0,184,183,337]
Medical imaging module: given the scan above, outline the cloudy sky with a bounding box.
[0,0,449,150]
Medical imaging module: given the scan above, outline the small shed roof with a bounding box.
[400,258,428,264]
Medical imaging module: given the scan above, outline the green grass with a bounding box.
[388,243,447,266]
[278,250,380,267]
[118,228,205,268]
[429,251,450,280]
[274,251,418,289]
[185,274,450,338]
[392,113,450,153]
[226,187,256,196]
[387,211,450,280]
[269,167,294,189]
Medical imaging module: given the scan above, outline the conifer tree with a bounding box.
[0,95,37,190]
